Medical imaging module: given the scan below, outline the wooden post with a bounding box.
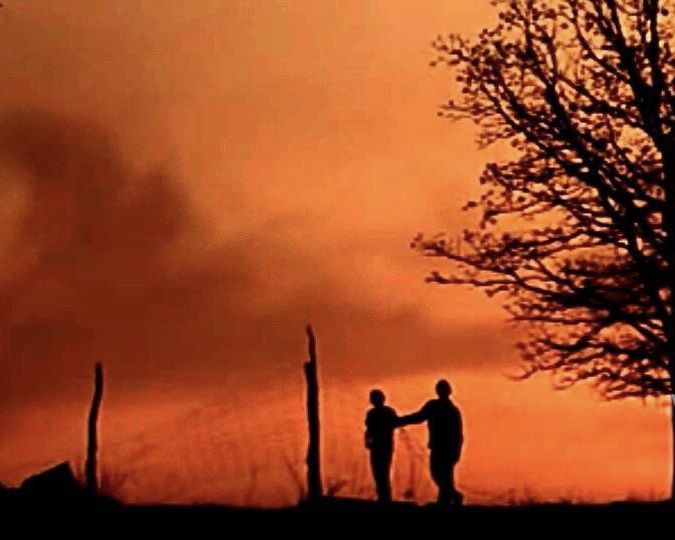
[85,362,103,496]
[304,325,323,501]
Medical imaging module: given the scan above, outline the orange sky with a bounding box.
[0,0,671,504]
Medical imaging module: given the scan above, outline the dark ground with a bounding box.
[2,495,674,533]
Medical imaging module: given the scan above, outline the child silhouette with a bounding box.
[364,389,399,502]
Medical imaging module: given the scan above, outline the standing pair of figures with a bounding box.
[364,379,463,506]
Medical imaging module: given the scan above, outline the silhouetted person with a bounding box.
[364,389,398,502]
[399,379,463,506]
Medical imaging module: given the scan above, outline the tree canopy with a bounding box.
[415,0,675,399]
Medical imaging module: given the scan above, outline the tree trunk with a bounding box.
[304,325,322,501]
[671,394,675,502]
[662,153,675,501]
[85,362,104,496]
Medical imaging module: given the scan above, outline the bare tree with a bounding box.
[414,0,675,496]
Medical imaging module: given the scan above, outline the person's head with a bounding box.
[435,379,452,399]
[369,389,386,407]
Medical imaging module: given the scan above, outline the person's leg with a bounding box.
[369,451,382,500]
[380,450,392,502]
[448,463,464,505]
[371,449,392,502]
[430,450,451,506]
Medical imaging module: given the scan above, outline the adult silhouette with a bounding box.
[399,379,463,506]
[364,389,398,502]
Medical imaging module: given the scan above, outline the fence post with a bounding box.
[85,362,104,496]
[304,325,323,501]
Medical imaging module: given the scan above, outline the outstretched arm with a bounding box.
[397,405,428,427]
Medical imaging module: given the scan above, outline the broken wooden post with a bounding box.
[85,362,103,496]
[304,324,323,501]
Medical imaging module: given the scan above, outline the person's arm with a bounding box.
[397,403,429,426]
[364,413,373,449]
[457,408,464,447]
[453,407,464,460]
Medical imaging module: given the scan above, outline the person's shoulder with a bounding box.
[423,399,437,410]
[383,405,397,416]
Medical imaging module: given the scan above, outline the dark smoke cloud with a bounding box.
[0,108,236,400]
[0,108,513,419]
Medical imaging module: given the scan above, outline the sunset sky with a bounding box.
[0,0,671,505]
